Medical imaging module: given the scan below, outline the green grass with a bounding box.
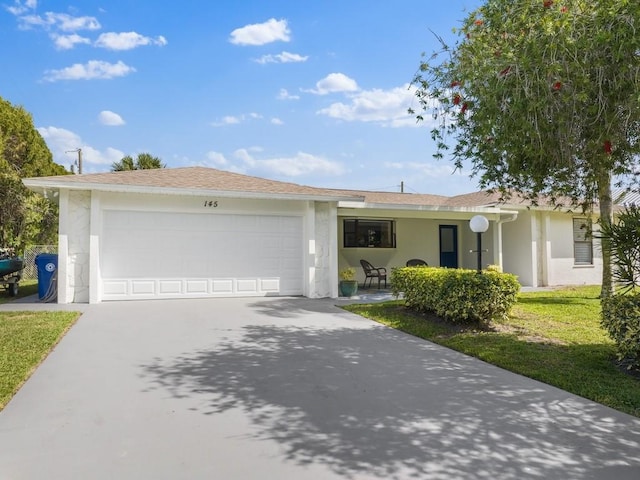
[0,279,38,305]
[0,310,79,410]
[344,285,640,417]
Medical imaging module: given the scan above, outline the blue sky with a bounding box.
[1,0,484,195]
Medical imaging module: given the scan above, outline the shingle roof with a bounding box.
[24,166,361,200]
[326,188,451,206]
[26,166,602,210]
[445,191,506,207]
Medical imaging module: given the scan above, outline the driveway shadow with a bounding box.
[140,319,640,479]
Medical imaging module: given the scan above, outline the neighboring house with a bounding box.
[23,167,602,304]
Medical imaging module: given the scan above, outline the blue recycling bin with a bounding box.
[35,253,58,300]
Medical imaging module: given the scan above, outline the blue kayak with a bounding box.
[0,257,23,277]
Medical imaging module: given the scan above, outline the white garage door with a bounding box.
[100,210,303,300]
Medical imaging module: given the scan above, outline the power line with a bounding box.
[65,148,83,174]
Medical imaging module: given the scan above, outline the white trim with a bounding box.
[339,201,514,215]
[89,192,101,304]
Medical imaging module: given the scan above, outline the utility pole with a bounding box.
[399,181,404,193]
[65,148,83,174]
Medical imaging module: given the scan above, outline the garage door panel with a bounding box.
[101,211,303,300]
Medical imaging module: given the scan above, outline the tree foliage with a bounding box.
[111,152,165,171]
[597,204,640,293]
[0,97,67,251]
[411,0,640,296]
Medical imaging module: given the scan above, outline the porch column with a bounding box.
[328,203,339,298]
[57,189,70,304]
[530,213,540,287]
[493,217,503,271]
[304,201,316,298]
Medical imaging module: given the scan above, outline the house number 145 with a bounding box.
[203,200,218,207]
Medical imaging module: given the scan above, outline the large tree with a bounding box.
[411,0,640,296]
[111,152,165,171]
[0,97,67,251]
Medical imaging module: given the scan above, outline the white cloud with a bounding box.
[254,51,308,64]
[218,116,240,125]
[6,0,37,15]
[95,32,168,50]
[7,5,166,51]
[37,126,124,170]
[229,18,290,46]
[271,118,284,125]
[307,73,358,95]
[18,12,100,31]
[43,60,136,81]
[383,161,459,178]
[317,84,423,127]
[52,33,90,50]
[98,110,125,126]
[206,151,229,167]
[211,113,263,127]
[233,148,257,167]
[277,88,299,100]
[232,148,344,177]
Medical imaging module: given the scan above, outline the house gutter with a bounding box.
[338,201,507,215]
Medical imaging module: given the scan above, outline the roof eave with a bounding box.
[22,179,362,202]
[339,201,516,214]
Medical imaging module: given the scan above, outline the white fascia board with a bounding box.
[339,201,510,215]
[22,179,362,203]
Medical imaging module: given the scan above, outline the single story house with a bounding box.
[23,166,601,304]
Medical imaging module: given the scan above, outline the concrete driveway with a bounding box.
[1,297,640,480]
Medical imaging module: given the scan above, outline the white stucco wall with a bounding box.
[546,212,602,285]
[502,211,535,286]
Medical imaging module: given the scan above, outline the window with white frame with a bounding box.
[573,218,593,265]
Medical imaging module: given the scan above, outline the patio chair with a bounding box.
[360,259,387,289]
[406,258,428,267]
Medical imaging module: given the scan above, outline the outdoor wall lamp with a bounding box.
[469,215,489,272]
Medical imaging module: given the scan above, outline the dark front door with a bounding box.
[439,225,458,268]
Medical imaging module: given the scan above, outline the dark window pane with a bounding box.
[343,219,395,248]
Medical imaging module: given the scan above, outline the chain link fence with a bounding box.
[22,245,57,280]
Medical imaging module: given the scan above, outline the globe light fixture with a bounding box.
[469,215,489,272]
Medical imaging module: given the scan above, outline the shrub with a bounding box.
[392,266,520,325]
[601,293,640,369]
[596,204,640,292]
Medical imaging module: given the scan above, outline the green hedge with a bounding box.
[391,266,520,325]
[601,293,640,369]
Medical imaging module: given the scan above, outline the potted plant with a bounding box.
[339,267,358,297]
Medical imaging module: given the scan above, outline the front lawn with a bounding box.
[0,311,79,410]
[344,285,640,417]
